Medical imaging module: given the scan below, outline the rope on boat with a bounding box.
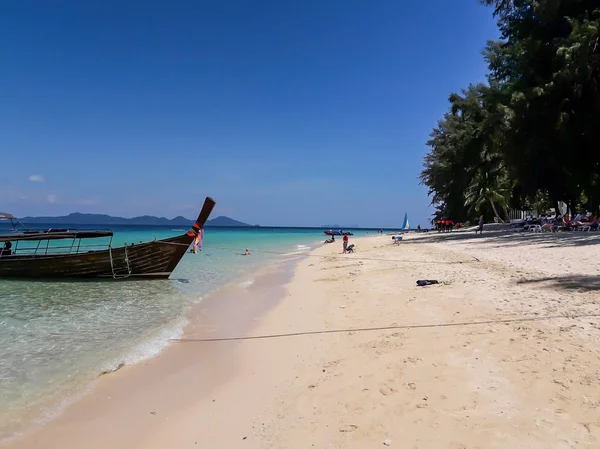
[200,245,480,265]
[170,312,600,343]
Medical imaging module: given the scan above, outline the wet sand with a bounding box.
[5,230,600,448]
[2,260,297,449]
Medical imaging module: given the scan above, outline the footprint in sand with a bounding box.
[379,385,397,396]
[535,419,554,428]
[339,424,358,432]
[403,357,423,365]
[323,359,341,369]
[581,422,600,436]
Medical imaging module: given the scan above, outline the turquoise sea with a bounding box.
[0,225,383,440]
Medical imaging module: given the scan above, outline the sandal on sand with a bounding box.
[416,280,439,286]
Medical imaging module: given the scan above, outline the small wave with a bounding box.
[171,228,185,231]
[279,248,310,257]
[101,315,188,371]
[35,381,97,435]
[238,280,255,288]
[280,244,312,256]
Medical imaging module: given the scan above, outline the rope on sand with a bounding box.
[201,245,480,265]
[170,312,600,343]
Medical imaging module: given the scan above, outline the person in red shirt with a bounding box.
[342,234,349,253]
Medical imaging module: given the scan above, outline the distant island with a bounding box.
[18,213,253,227]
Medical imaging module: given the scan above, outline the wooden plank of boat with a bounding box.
[0,197,216,280]
[0,230,114,242]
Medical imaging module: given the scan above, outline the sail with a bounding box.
[401,213,409,230]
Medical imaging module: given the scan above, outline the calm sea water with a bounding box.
[0,225,382,439]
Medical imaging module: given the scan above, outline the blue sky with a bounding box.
[0,1,498,227]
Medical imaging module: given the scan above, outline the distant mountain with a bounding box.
[206,216,253,227]
[18,213,253,227]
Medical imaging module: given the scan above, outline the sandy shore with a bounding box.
[5,229,600,448]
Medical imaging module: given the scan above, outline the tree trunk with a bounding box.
[502,204,510,223]
[489,199,504,223]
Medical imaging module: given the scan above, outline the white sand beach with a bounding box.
[4,230,600,449]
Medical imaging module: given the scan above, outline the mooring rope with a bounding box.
[170,312,600,343]
[201,245,479,265]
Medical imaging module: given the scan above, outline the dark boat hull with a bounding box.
[324,231,353,236]
[0,234,192,279]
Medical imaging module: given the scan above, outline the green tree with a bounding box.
[482,0,600,212]
[421,84,512,222]
[421,0,600,221]
[464,169,511,222]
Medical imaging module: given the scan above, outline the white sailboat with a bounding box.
[401,212,410,231]
[393,213,410,244]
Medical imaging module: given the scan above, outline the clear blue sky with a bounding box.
[0,0,498,227]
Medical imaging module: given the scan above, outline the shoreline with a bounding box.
[0,240,316,446]
[5,230,600,448]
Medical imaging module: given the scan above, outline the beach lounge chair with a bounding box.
[541,222,555,232]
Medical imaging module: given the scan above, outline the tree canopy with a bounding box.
[421,0,600,223]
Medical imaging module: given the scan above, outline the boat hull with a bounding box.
[0,234,192,279]
[324,231,353,236]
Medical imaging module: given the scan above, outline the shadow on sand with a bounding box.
[404,227,600,250]
[516,275,600,292]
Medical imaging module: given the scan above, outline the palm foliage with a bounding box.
[421,0,600,221]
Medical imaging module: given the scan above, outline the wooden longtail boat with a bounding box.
[0,197,215,280]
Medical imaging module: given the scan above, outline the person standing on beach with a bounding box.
[477,215,484,234]
[342,234,349,253]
